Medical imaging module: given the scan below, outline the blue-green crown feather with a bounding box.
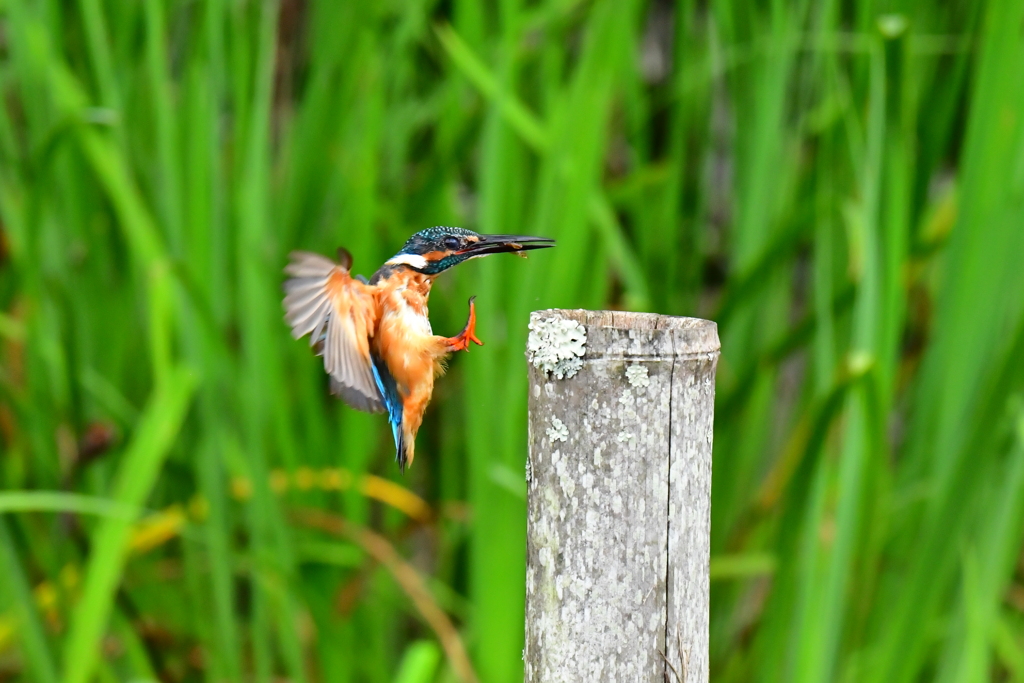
[398,226,478,253]
[394,226,480,274]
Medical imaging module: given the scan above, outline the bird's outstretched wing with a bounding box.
[283,250,385,413]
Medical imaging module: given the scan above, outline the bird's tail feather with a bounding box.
[370,354,410,472]
[392,421,408,473]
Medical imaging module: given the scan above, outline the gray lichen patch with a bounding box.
[625,364,650,388]
[547,416,569,443]
[528,316,587,380]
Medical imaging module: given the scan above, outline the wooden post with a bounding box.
[524,310,719,683]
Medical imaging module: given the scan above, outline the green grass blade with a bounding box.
[435,23,549,151]
[0,517,60,683]
[0,492,137,518]
[61,365,196,683]
[75,0,121,112]
[393,640,443,683]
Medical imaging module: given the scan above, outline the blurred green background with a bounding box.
[1,0,1023,681]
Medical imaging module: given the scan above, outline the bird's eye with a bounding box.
[443,236,461,250]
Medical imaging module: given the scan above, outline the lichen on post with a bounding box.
[524,310,720,683]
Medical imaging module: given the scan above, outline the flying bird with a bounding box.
[283,227,555,471]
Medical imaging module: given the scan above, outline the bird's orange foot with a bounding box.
[447,296,484,352]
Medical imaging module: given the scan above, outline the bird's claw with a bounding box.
[448,296,484,352]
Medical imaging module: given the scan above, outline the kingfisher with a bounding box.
[283,227,555,471]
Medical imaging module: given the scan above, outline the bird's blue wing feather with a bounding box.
[370,353,407,471]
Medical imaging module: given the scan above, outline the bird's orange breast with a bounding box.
[373,271,444,394]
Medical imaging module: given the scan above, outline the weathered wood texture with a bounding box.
[524,310,719,683]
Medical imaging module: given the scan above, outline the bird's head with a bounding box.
[385,227,555,275]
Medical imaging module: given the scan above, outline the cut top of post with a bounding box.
[528,309,720,362]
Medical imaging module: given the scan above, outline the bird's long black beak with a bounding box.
[458,234,556,256]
